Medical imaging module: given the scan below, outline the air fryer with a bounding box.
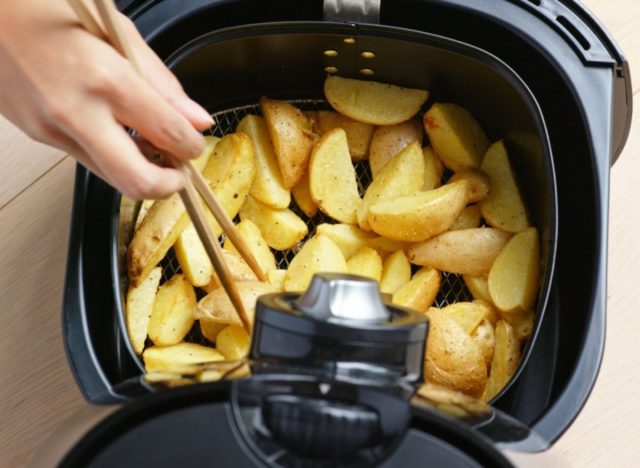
[60,0,632,464]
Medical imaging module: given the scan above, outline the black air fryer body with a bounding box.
[61,0,632,464]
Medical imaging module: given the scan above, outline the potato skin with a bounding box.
[369,120,423,177]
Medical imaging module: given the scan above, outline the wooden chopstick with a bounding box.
[70,0,259,331]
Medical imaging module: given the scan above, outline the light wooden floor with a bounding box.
[0,0,638,465]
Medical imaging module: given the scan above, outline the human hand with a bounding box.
[0,0,212,199]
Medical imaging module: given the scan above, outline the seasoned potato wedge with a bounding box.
[449,167,490,203]
[449,205,482,230]
[425,308,487,398]
[134,199,155,232]
[347,246,383,281]
[380,250,411,295]
[309,110,375,160]
[369,120,423,177]
[148,274,196,347]
[143,343,224,373]
[501,309,535,341]
[292,170,318,218]
[309,128,361,224]
[284,235,348,292]
[216,325,251,360]
[125,267,162,355]
[483,320,520,401]
[316,223,376,259]
[195,281,276,326]
[422,146,444,190]
[367,236,406,254]
[325,76,428,125]
[463,275,493,304]
[392,267,441,313]
[267,269,287,291]
[471,319,495,367]
[174,223,214,287]
[202,250,257,293]
[423,103,490,171]
[200,320,227,344]
[408,228,512,276]
[438,301,494,334]
[479,140,530,232]
[237,115,290,209]
[488,227,540,313]
[260,97,316,188]
[239,196,308,250]
[368,181,469,242]
[358,141,424,230]
[192,136,221,172]
[223,219,277,274]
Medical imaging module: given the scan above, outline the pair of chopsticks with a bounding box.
[68,0,265,332]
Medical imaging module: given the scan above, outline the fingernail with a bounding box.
[186,98,214,126]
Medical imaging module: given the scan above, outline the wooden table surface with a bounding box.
[0,1,638,465]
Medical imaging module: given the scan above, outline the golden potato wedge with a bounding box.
[200,319,227,344]
[316,223,376,259]
[369,120,423,177]
[143,343,224,373]
[223,219,277,274]
[310,110,375,160]
[148,274,196,347]
[422,146,444,190]
[438,301,494,334]
[392,267,441,313]
[368,181,469,242]
[449,205,482,230]
[478,140,530,233]
[195,281,276,326]
[202,250,257,293]
[260,97,317,188]
[125,267,162,355]
[237,114,290,209]
[134,199,155,232]
[191,136,221,172]
[291,170,318,218]
[449,167,490,203]
[309,128,361,224]
[380,250,411,295]
[347,246,383,282]
[239,196,308,250]
[267,269,287,291]
[423,103,490,171]
[471,319,495,367]
[357,141,424,230]
[488,227,540,313]
[502,309,535,341]
[425,308,487,398]
[367,236,407,254]
[284,235,348,291]
[407,228,512,276]
[324,76,429,125]
[216,325,251,360]
[463,275,493,304]
[483,320,521,401]
[174,223,214,287]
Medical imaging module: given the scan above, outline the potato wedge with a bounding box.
[125,267,162,355]
[425,308,487,398]
[357,141,424,230]
[216,325,251,360]
[174,223,214,287]
[237,114,290,209]
[195,281,276,326]
[449,205,482,230]
[148,274,196,346]
[408,228,512,276]
[367,236,406,254]
[502,309,535,341]
[423,103,490,171]
[463,275,493,304]
[284,235,348,291]
[423,146,444,190]
[347,246,383,282]
[380,250,411,294]
[192,136,221,172]
[143,343,224,373]
[239,196,308,250]
[449,167,490,203]
[316,223,376,258]
[368,181,469,242]
[369,120,423,177]
[478,140,530,233]
[324,76,428,125]
[134,199,155,232]
[488,227,540,312]
[260,97,316,188]
[309,128,361,224]
[267,269,287,291]
[483,320,520,401]
[438,301,494,334]
[223,219,277,274]
[310,110,375,160]
[392,267,441,313]
[292,170,318,218]
[471,319,495,367]
[202,250,257,293]
[200,319,227,344]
